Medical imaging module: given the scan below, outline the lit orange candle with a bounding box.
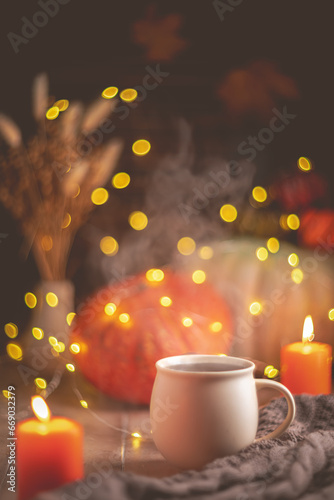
[17,396,83,500]
[280,315,332,395]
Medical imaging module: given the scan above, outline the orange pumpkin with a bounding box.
[70,269,233,403]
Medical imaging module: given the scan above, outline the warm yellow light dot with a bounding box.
[80,400,88,408]
[267,238,280,254]
[209,322,223,333]
[120,88,138,102]
[288,253,299,267]
[72,184,80,198]
[220,204,237,222]
[264,365,274,376]
[34,378,47,389]
[46,106,59,120]
[61,213,71,229]
[53,99,69,112]
[4,323,18,339]
[329,309,334,321]
[48,336,58,346]
[66,312,76,326]
[91,187,109,205]
[41,235,53,251]
[291,268,304,284]
[128,211,148,230]
[252,186,267,203]
[53,342,65,353]
[287,214,300,230]
[132,139,151,156]
[146,268,165,282]
[256,247,268,261]
[70,343,81,354]
[198,246,213,260]
[66,363,75,372]
[249,302,262,315]
[24,292,37,309]
[112,172,130,189]
[101,86,118,99]
[32,327,44,340]
[192,270,206,284]
[105,302,117,316]
[298,156,312,172]
[100,236,119,256]
[182,317,193,327]
[279,214,289,231]
[46,292,58,307]
[131,432,142,438]
[2,390,10,399]
[6,343,23,361]
[267,368,279,379]
[160,296,172,307]
[177,237,196,256]
[119,313,130,323]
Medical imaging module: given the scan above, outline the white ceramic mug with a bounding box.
[150,354,295,469]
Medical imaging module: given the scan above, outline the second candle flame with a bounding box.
[31,396,51,423]
[302,315,314,343]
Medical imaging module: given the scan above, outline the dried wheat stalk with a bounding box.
[0,74,123,281]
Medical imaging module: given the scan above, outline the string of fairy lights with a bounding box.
[2,85,334,444]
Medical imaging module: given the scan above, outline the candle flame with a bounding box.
[302,315,314,343]
[31,396,51,422]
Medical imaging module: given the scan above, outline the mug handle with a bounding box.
[254,379,296,442]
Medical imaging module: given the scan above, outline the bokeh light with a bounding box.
[61,213,71,229]
[25,292,37,309]
[177,237,196,256]
[160,296,172,307]
[220,204,237,222]
[104,302,117,316]
[91,188,109,205]
[329,309,334,321]
[41,235,53,251]
[46,292,58,307]
[4,323,18,339]
[298,156,312,172]
[32,327,44,340]
[267,238,280,254]
[256,247,268,261]
[192,270,206,284]
[252,186,267,203]
[34,378,47,389]
[66,363,75,372]
[80,400,88,408]
[132,139,151,156]
[6,343,23,361]
[46,107,59,120]
[128,211,148,230]
[249,302,262,315]
[288,253,299,267]
[100,236,119,256]
[66,312,76,326]
[48,336,58,346]
[279,214,289,231]
[209,322,223,333]
[119,313,130,324]
[198,245,213,260]
[182,317,193,327]
[101,86,118,99]
[291,268,304,284]
[146,268,164,282]
[287,214,300,230]
[112,172,130,189]
[70,343,81,354]
[53,99,69,112]
[120,88,138,102]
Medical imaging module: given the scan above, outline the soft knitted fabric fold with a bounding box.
[35,395,334,500]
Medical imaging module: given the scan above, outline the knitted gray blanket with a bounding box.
[35,395,334,500]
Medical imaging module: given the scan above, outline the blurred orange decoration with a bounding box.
[70,269,233,404]
[217,59,299,124]
[132,6,189,61]
[299,209,334,248]
[272,172,327,211]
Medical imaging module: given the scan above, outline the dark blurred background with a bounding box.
[0,0,333,348]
